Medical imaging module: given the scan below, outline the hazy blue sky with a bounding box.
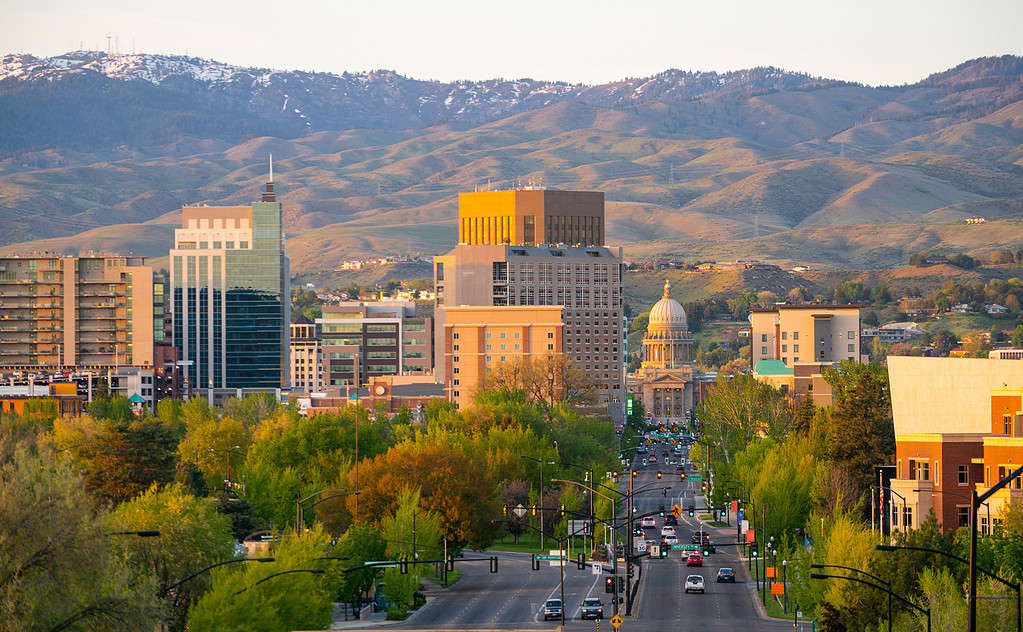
[3,0,1021,85]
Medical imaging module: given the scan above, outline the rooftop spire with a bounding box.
[269,153,273,183]
[261,153,276,202]
[663,279,671,299]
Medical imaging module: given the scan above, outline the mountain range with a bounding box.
[1,51,1022,275]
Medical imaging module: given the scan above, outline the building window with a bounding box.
[547,332,554,339]
[958,465,968,485]
[793,344,799,353]
[781,344,787,353]
[453,367,460,374]
[848,344,855,352]
[453,333,459,339]
[1004,415,1012,434]
[761,334,768,342]
[919,461,929,481]
[761,346,768,355]
[453,344,459,351]
[548,344,554,350]
[782,331,787,340]
[486,344,492,351]
[957,506,969,527]
[792,332,798,340]
[436,262,444,281]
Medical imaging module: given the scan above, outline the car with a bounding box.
[660,526,676,537]
[662,534,679,545]
[580,597,604,620]
[664,514,678,526]
[717,568,736,583]
[690,533,711,544]
[686,553,703,567]
[645,538,657,549]
[641,517,656,529]
[543,599,563,621]
[685,575,706,594]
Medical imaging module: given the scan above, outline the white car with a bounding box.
[685,575,706,594]
[641,517,656,529]
[662,534,679,545]
[660,526,676,537]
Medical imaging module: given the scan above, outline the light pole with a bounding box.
[208,445,243,495]
[297,488,359,530]
[161,557,275,596]
[813,563,892,632]
[560,460,596,557]
[811,572,929,632]
[877,543,1021,632]
[521,455,555,551]
[971,465,1023,632]
[232,569,326,596]
[871,485,907,535]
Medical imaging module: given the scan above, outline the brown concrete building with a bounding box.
[750,304,861,367]
[434,243,624,417]
[457,189,604,247]
[298,375,445,417]
[0,255,154,369]
[440,305,564,409]
[290,321,322,392]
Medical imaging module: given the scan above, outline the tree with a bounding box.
[478,353,596,421]
[498,480,530,543]
[933,328,959,356]
[112,483,235,630]
[186,528,334,632]
[176,416,251,491]
[1012,325,1023,348]
[697,374,790,465]
[0,433,160,632]
[330,522,386,608]
[351,440,500,548]
[822,361,894,498]
[379,487,442,615]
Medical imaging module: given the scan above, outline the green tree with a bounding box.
[176,416,251,492]
[331,522,386,607]
[1012,325,1023,348]
[0,434,160,631]
[823,361,894,498]
[112,483,235,629]
[697,374,790,465]
[187,528,334,632]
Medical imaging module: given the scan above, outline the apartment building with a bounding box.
[887,356,1023,534]
[441,305,564,408]
[0,255,154,369]
[315,301,432,388]
[749,304,862,367]
[169,180,290,390]
[457,189,605,247]
[434,243,625,416]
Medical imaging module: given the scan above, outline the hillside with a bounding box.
[0,54,1021,268]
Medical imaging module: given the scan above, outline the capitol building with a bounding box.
[627,280,705,422]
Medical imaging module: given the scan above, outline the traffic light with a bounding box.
[399,557,408,574]
[688,508,695,517]
[656,471,662,479]
[605,577,615,593]
[531,554,540,571]
[446,556,455,572]
[577,553,585,570]
[618,576,625,592]
[631,470,638,478]
[658,505,665,517]
[489,556,499,573]
[627,562,634,577]
[702,548,711,556]
[750,544,758,558]
[660,547,668,558]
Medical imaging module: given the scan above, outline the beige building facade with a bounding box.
[750,304,861,367]
[441,305,564,408]
[0,255,154,369]
[290,322,321,392]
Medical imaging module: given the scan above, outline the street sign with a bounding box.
[670,544,686,550]
[649,544,660,557]
[536,554,566,561]
[592,563,601,575]
[746,528,755,543]
[364,560,398,568]
[682,544,699,551]
[645,438,652,444]
[671,504,682,519]
[771,583,785,595]
[766,566,777,578]
[687,474,702,481]
[610,614,624,629]
[512,503,528,519]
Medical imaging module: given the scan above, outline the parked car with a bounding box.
[685,575,706,594]
[716,568,736,582]
[580,597,604,620]
[543,599,563,621]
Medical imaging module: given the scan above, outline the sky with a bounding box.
[2,0,1021,86]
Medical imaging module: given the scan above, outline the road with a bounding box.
[375,441,803,631]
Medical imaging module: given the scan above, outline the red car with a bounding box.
[686,553,703,567]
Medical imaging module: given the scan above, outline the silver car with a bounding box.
[685,574,706,594]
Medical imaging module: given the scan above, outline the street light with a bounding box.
[208,445,244,496]
[297,488,359,529]
[813,563,893,632]
[107,530,161,537]
[560,460,596,557]
[877,544,1020,632]
[970,465,1023,632]
[232,569,325,596]
[521,455,556,551]
[811,572,930,632]
[161,557,275,596]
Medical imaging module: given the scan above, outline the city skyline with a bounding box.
[3,0,1021,87]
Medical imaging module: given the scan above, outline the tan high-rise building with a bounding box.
[457,190,605,246]
[290,322,322,392]
[749,304,861,367]
[0,255,153,368]
[434,242,625,417]
[442,305,564,408]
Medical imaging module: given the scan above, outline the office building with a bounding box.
[441,305,564,408]
[315,301,432,388]
[887,356,1023,534]
[434,243,625,417]
[290,321,322,392]
[170,179,290,390]
[457,190,605,246]
[0,255,154,369]
[750,304,861,367]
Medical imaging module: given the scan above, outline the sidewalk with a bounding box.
[329,575,453,630]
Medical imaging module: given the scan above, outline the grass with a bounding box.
[706,520,729,528]
[487,531,593,555]
[427,568,462,587]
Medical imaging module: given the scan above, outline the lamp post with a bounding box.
[232,569,326,596]
[877,543,1020,632]
[107,530,161,537]
[970,464,1023,632]
[161,557,275,596]
[297,488,359,530]
[560,460,596,557]
[521,455,555,551]
[813,563,892,632]
[208,445,243,496]
[811,572,929,632]
[871,485,907,535]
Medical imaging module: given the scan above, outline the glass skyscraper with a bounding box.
[170,180,290,390]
